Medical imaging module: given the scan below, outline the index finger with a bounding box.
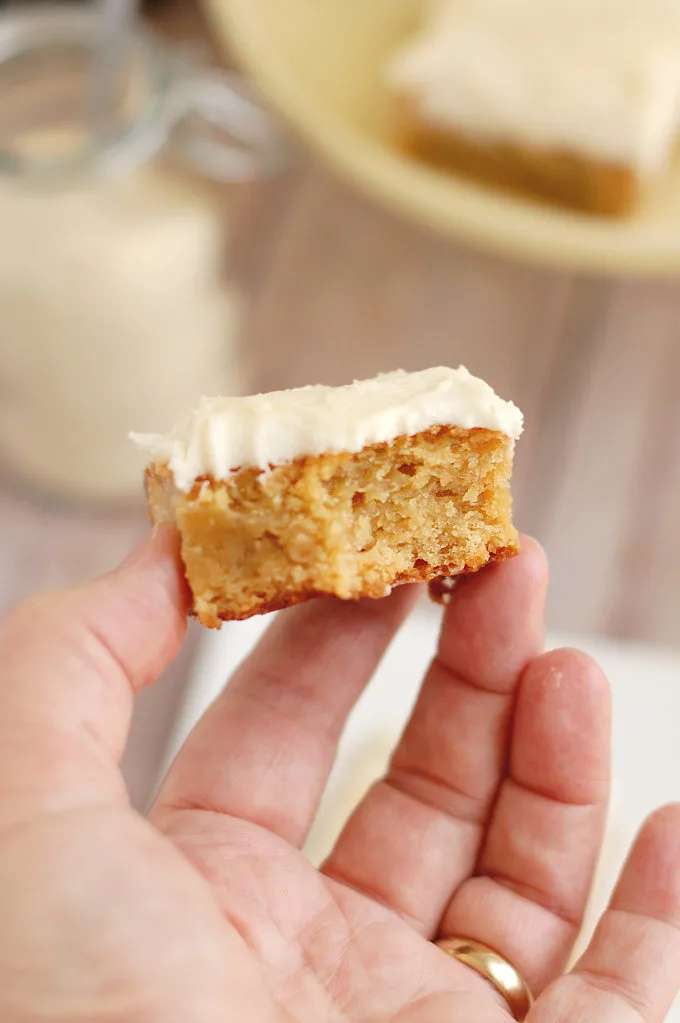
[0,526,188,833]
[152,583,419,848]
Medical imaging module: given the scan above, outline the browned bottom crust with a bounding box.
[145,425,519,627]
[398,101,639,217]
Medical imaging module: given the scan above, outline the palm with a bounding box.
[161,806,513,1022]
[1,529,679,1023]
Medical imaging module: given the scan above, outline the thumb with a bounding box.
[0,525,189,833]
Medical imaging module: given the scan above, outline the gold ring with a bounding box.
[435,937,534,1020]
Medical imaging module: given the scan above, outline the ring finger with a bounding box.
[438,647,611,996]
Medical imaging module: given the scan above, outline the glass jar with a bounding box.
[0,3,290,502]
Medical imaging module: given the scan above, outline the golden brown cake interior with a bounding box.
[398,101,639,218]
[146,425,519,627]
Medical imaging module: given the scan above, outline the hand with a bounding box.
[0,528,678,1023]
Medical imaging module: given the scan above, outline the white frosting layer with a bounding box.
[389,0,680,174]
[131,366,523,492]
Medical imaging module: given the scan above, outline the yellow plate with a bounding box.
[205,0,680,275]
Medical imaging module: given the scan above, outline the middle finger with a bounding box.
[323,538,547,934]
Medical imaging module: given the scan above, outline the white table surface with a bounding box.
[166,600,680,1020]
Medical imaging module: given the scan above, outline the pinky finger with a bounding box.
[531,805,680,1023]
